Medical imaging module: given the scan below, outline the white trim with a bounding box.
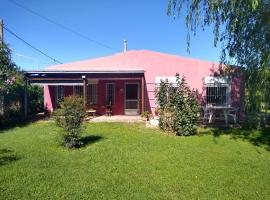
[204,76,231,84]
[155,76,179,84]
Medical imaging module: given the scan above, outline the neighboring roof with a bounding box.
[45,50,219,72]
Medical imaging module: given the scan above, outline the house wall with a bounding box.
[43,80,141,115]
[44,85,55,113]
[142,61,244,115]
[43,59,243,116]
[96,80,126,115]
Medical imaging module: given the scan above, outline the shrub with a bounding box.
[28,85,44,115]
[53,96,86,148]
[141,111,151,121]
[156,74,200,136]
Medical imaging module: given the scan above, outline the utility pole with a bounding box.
[0,18,3,47]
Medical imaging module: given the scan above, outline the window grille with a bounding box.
[106,83,115,104]
[206,83,230,106]
[56,86,64,105]
[87,84,97,105]
[73,86,83,97]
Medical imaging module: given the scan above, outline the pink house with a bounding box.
[25,50,243,116]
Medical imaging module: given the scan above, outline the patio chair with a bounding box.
[203,106,213,123]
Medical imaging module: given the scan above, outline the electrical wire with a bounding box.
[4,26,63,64]
[8,0,119,52]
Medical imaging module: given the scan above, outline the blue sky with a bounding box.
[1,0,222,70]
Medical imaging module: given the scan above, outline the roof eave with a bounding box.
[25,70,145,74]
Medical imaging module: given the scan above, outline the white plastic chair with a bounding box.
[203,106,213,123]
[228,108,237,123]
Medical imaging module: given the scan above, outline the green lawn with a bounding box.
[0,122,270,200]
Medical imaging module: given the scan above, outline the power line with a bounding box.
[4,26,63,64]
[8,0,119,52]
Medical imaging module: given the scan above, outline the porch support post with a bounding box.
[24,77,28,119]
[82,76,88,109]
[141,77,145,113]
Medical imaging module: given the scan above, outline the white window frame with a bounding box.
[106,83,115,105]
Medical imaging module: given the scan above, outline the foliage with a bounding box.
[0,43,24,126]
[141,111,151,120]
[0,43,19,94]
[0,43,44,127]
[167,0,270,122]
[156,74,200,136]
[1,122,270,199]
[27,85,44,114]
[53,96,86,148]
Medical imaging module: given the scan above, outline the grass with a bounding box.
[0,122,270,199]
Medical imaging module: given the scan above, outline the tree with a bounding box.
[167,0,270,115]
[0,44,19,94]
[0,44,44,126]
[0,43,20,116]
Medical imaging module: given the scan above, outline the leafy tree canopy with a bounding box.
[0,43,21,94]
[167,0,270,68]
[168,0,270,114]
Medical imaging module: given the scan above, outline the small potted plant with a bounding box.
[141,111,151,121]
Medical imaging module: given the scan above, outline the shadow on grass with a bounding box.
[209,127,270,151]
[79,135,104,147]
[0,148,21,166]
[0,113,49,133]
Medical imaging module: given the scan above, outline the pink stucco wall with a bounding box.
[143,64,243,114]
[44,85,55,113]
[43,50,244,115]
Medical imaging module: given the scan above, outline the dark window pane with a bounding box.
[126,84,138,99]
